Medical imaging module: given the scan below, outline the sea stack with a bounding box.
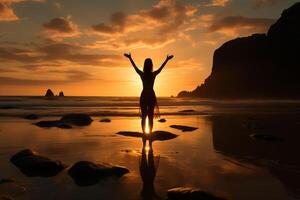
[59,91,64,97]
[45,89,54,97]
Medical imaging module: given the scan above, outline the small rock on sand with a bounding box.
[179,110,195,113]
[167,187,225,200]
[170,125,198,132]
[60,114,93,126]
[10,149,67,177]
[116,131,178,141]
[158,118,166,123]
[34,113,93,128]
[68,161,129,186]
[34,120,72,129]
[100,118,111,123]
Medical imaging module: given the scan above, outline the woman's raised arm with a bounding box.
[124,53,143,75]
[154,54,174,76]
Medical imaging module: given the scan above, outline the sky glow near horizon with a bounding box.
[0,0,298,96]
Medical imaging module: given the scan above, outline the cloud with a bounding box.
[0,2,18,21]
[0,41,123,67]
[90,0,197,49]
[0,0,44,21]
[0,70,92,86]
[253,0,278,8]
[209,16,275,36]
[42,17,80,40]
[209,0,229,7]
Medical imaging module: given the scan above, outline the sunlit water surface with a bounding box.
[0,114,299,200]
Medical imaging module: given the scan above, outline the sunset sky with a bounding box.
[0,0,298,96]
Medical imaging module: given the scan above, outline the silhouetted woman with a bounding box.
[124,53,174,134]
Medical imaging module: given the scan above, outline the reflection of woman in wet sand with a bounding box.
[124,53,174,134]
[139,141,161,200]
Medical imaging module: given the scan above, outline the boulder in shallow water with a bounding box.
[179,110,195,113]
[250,133,282,141]
[158,118,166,123]
[170,125,198,132]
[99,118,111,123]
[10,149,66,177]
[68,161,129,186]
[34,120,72,129]
[24,114,39,120]
[60,114,93,126]
[116,131,178,141]
[167,187,226,200]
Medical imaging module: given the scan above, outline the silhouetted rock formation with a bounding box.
[45,89,54,97]
[178,3,300,99]
[58,91,64,97]
[34,113,93,128]
[116,131,178,141]
[10,149,66,177]
[60,113,93,126]
[99,118,111,123]
[170,125,198,132]
[35,120,72,129]
[68,161,129,186]
[167,187,225,200]
[158,118,166,123]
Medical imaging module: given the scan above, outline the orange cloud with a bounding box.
[0,2,18,21]
[90,0,197,50]
[210,0,229,7]
[0,41,123,67]
[0,0,44,21]
[42,17,80,40]
[209,16,275,36]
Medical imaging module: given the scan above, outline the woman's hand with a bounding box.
[167,54,174,61]
[124,53,131,59]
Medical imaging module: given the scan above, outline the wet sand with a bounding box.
[0,114,299,200]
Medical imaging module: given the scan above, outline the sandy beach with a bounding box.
[0,97,299,200]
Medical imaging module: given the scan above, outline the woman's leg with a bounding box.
[148,105,154,133]
[141,106,147,134]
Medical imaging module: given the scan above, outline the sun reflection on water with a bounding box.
[145,116,150,134]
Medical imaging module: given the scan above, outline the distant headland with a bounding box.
[178,2,300,99]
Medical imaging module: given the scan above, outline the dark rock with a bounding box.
[179,110,195,113]
[0,106,17,109]
[170,125,198,132]
[60,113,93,126]
[158,118,166,123]
[167,187,226,200]
[45,89,54,97]
[24,114,39,120]
[68,161,129,186]
[0,179,15,184]
[100,118,111,123]
[34,120,72,129]
[116,131,178,141]
[149,131,178,141]
[117,131,142,138]
[250,133,282,141]
[58,91,64,97]
[178,3,300,99]
[10,149,66,177]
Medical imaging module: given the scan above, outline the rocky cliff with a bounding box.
[178,2,300,99]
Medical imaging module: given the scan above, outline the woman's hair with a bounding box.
[143,58,153,74]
